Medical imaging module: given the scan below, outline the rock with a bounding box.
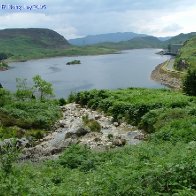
[64,119,90,139]
[0,138,30,150]
[113,122,119,127]
[19,103,144,160]
[94,137,101,142]
[16,138,31,148]
[62,138,78,148]
[134,134,145,140]
[112,138,126,147]
[95,115,101,120]
[50,148,62,155]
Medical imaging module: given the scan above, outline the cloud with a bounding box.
[161,24,183,33]
[0,0,195,38]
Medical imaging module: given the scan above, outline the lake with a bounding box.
[0,49,170,98]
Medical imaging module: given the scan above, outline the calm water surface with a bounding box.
[0,49,170,98]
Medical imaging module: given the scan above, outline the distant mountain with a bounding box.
[68,32,148,46]
[158,36,172,41]
[94,36,163,50]
[69,32,196,49]
[165,32,196,45]
[93,32,196,50]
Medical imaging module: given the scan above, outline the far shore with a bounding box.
[0,66,9,71]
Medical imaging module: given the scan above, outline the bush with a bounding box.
[82,115,101,132]
[0,88,12,107]
[59,98,66,106]
[183,66,196,96]
[0,100,61,129]
[140,108,190,133]
[153,117,196,143]
[57,145,97,172]
[0,143,19,175]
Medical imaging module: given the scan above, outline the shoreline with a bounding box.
[0,50,121,70]
[3,48,162,64]
[0,67,8,71]
[151,61,182,89]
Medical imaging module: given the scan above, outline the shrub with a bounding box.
[0,143,19,175]
[59,98,66,106]
[82,115,101,132]
[153,117,196,143]
[57,145,97,172]
[0,101,61,129]
[0,88,12,107]
[183,66,196,96]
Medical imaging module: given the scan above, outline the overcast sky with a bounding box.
[0,0,196,39]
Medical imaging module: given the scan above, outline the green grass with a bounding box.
[0,142,195,195]
[3,46,118,62]
[0,87,62,142]
[0,88,195,195]
[175,36,196,70]
[68,88,196,144]
[68,88,195,125]
[0,36,118,62]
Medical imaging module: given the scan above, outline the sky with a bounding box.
[0,0,196,39]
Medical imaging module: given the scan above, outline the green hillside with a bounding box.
[0,28,117,61]
[1,87,196,195]
[175,36,196,70]
[95,36,163,50]
[166,32,196,45]
[0,28,70,49]
[0,28,195,62]
[95,33,196,50]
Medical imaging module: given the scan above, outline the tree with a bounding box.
[33,75,54,100]
[15,78,33,100]
[0,88,11,106]
[0,53,8,61]
[167,44,171,52]
[182,66,196,96]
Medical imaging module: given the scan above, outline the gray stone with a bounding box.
[95,115,101,120]
[112,138,126,146]
[64,119,90,138]
[113,122,119,127]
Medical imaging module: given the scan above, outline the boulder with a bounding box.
[16,138,31,148]
[113,122,119,127]
[64,119,90,139]
[112,138,126,146]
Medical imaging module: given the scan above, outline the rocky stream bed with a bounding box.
[1,103,145,161]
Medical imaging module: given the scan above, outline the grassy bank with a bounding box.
[5,46,119,62]
[0,62,8,71]
[1,44,118,62]
[0,88,195,195]
[175,36,196,70]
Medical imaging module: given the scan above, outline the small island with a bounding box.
[66,60,81,65]
[0,61,9,71]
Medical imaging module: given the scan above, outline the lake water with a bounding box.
[0,49,170,98]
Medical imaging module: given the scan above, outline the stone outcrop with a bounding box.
[20,103,145,161]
